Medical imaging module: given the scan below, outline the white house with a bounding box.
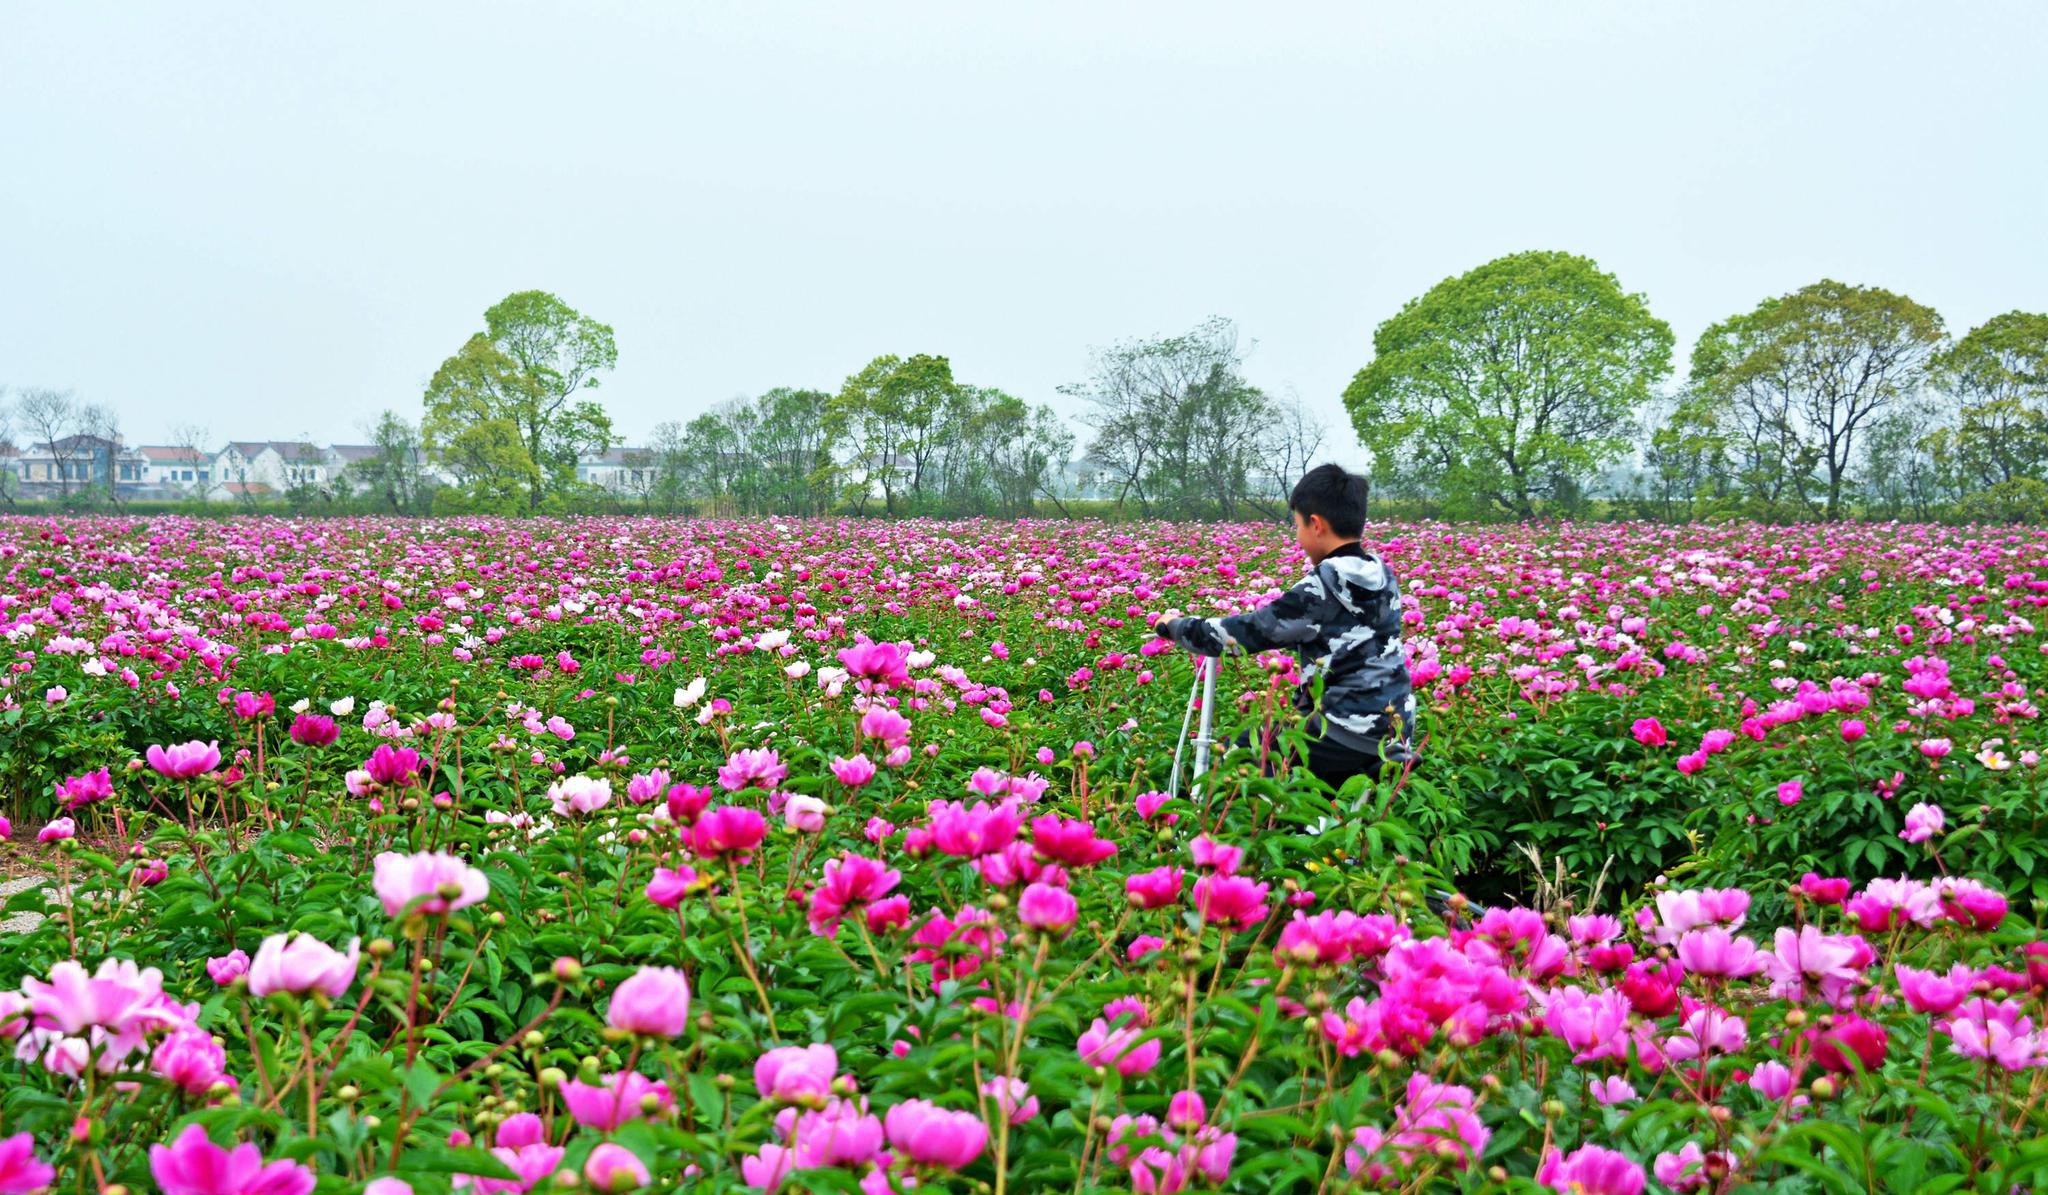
[576,447,661,496]
[209,441,330,501]
[138,446,213,493]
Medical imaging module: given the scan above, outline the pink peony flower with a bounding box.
[1019,882,1079,934]
[1030,815,1117,866]
[1535,1143,1645,1194]
[1077,1016,1161,1076]
[831,754,878,788]
[207,950,250,986]
[883,1099,987,1170]
[981,1076,1039,1124]
[755,1043,838,1106]
[248,934,360,998]
[150,1124,313,1195]
[645,866,698,910]
[146,740,221,779]
[582,1144,649,1193]
[561,1071,673,1130]
[1901,802,1945,843]
[607,966,691,1037]
[372,851,489,918]
[288,714,339,747]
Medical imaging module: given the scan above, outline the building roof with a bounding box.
[327,444,380,463]
[139,445,208,463]
[224,440,322,461]
[219,482,276,496]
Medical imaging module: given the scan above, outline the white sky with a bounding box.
[2,2,2042,463]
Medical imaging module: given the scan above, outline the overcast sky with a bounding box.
[2,2,2042,462]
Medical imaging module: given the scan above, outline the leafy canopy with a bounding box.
[1343,250,1673,519]
[422,291,617,511]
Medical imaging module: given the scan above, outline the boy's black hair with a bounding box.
[1288,463,1370,539]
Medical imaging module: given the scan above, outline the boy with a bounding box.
[1151,463,1416,788]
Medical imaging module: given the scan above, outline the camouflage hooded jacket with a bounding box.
[1154,542,1416,760]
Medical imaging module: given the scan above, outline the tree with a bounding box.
[1342,251,1674,519]
[985,399,1076,517]
[1925,311,2048,496]
[422,291,616,510]
[1634,391,1733,522]
[1067,317,1276,518]
[344,411,430,512]
[168,423,213,499]
[829,355,958,516]
[646,420,692,515]
[1690,280,1945,520]
[15,388,80,498]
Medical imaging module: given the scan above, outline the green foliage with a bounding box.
[420,291,617,511]
[1689,280,1946,520]
[1343,250,1674,519]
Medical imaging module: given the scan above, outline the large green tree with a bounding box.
[422,291,616,511]
[829,354,959,515]
[1689,280,1945,520]
[1342,251,1673,519]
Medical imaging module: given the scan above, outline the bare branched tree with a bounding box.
[14,388,80,498]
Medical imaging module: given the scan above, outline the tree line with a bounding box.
[8,263,2043,523]
[397,292,1324,519]
[1347,251,2048,524]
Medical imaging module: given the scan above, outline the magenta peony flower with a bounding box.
[288,714,338,747]
[0,1132,55,1195]
[372,850,489,918]
[1077,1016,1162,1076]
[361,744,423,788]
[1630,717,1666,747]
[1030,815,1117,866]
[146,740,221,779]
[1018,882,1079,934]
[150,1124,314,1195]
[1535,1143,1646,1194]
[1192,873,1270,932]
[206,950,250,986]
[151,1027,230,1094]
[607,966,691,1037]
[690,806,768,859]
[1125,866,1185,910]
[55,768,113,811]
[645,865,697,909]
[1808,1013,1888,1075]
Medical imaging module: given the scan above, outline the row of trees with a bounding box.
[408,292,1318,519]
[1345,251,2048,522]
[14,270,2042,523]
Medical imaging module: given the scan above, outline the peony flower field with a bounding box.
[3,513,2048,1193]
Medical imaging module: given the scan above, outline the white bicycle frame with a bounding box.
[1165,656,1222,802]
